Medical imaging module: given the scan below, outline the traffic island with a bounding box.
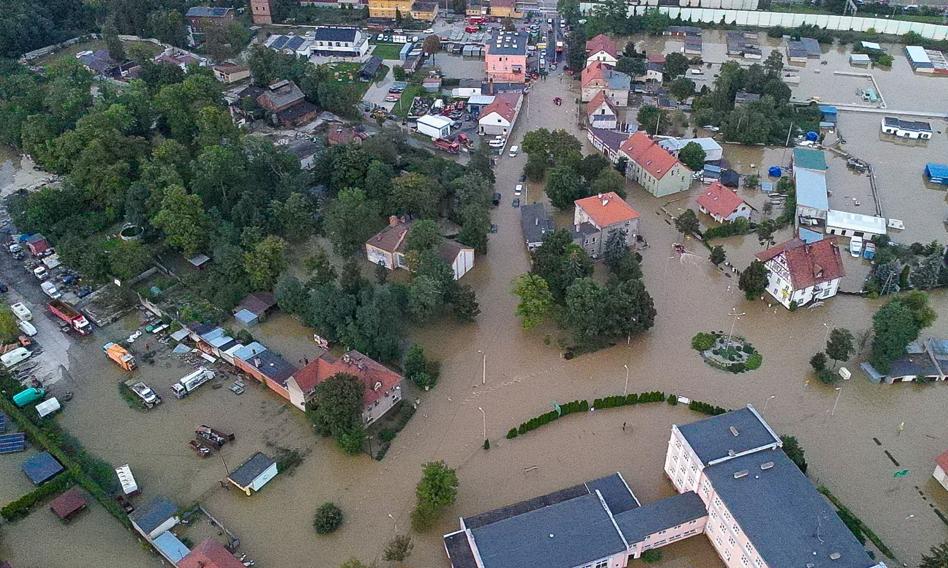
[691,331,762,373]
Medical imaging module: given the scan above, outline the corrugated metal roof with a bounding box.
[795,169,829,211]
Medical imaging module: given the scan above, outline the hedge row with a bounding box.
[688,400,728,416]
[506,392,669,439]
[593,391,666,409]
[1,473,76,521]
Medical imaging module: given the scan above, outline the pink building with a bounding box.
[484,30,528,83]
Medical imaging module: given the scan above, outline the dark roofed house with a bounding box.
[734,90,761,105]
[675,406,780,466]
[233,292,277,326]
[587,128,634,164]
[520,203,555,251]
[186,6,235,33]
[130,496,180,540]
[49,487,87,522]
[613,491,706,544]
[257,80,318,127]
[227,452,278,495]
[22,451,64,485]
[360,56,383,80]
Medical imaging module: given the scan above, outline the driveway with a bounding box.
[362,65,396,111]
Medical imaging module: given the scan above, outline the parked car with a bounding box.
[512,198,520,208]
[492,192,501,206]
[0,281,7,293]
[519,174,526,182]
[849,236,863,257]
[508,145,520,157]
[514,184,523,196]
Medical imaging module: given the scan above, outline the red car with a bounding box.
[465,25,480,33]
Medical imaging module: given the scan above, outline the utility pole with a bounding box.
[725,308,746,346]
[623,364,630,396]
[830,386,842,416]
[477,350,486,385]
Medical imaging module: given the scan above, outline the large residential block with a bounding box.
[484,30,529,83]
[618,132,691,197]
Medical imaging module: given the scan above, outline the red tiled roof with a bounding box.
[575,192,639,228]
[619,131,684,180]
[647,53,666,64]
[178,539,244,568]
[585,90,617,118]
[294,350,402,407]
[585,34,617,57]
[481,92,519,123]
[756,237,846,289]
[367,220,411,254]
[581,61,609,87]
[49,487,86,519]
[937,450,948,473]
[696,182,746,219]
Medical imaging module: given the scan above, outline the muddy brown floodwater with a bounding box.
[1,33,947,568]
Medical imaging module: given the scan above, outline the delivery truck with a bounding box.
[171,367,215,398]
[103,342,136,371]
[48,299,91,335]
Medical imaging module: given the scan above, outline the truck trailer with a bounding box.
[48,300,91,335]
[171,367,215,398]
[103,342,136,371]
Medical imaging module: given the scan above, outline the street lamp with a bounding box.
[478,406,487,440]
[387,513,397,533]
[726,308,746,346]
[623,364,630,396]
[822,322,830,346]
[763,395,776,412]
[477,350,486,385]
[830,387,842,416]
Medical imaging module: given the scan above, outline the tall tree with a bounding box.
[825,328,855,368]
[151,185,210,255]
[392,172,442,218]
[677,142,706,171]
[531,229,593,302]
[324,188,382,257]
[780,435,807,473]
[738,260,769,300]
[674,209,700,236]
[545,166,583,210]
[870,299,921,372]
[243,235,287,291]
[513,274,554,329]
[411,461,459,531]
[709,245,726,266]
[309,373,365,444]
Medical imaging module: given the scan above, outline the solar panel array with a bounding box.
[0,433,27,454]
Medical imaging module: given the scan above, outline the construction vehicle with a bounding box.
[434,138,460,154]
[171,367,215,398]
[103,342,136,371]
[48,300,91,335]
[10,303,32,322]
[125,380,160,408]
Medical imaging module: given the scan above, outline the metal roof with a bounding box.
[488,30,529,56]
[228,452,276,488]
[795,169,829,211]
[153,530,191,564]
[825,210,887,235]
[676,406,779,466]
[614,491,706,544]
[793,147,828,171]
[130,496,178,534]
[585,473,639,514]
[22,451,63,485]
[706,450,878,568]
[186,6,233,17]
[314,27,358,43]
[905,45,931,64]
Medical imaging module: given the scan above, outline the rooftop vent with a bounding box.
[760,461,774,470]
[727,449,736,457]
[733,470,749,479]
[729,426,740,437]
[829,552,841,561]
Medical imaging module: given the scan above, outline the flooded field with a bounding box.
[0,147,49,198]
[0,31,946,568]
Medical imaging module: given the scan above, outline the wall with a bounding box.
[577,5,948,40]
[250,462,280,492]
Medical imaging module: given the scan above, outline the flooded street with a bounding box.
[1,31,947,568]
[0,146,51,198]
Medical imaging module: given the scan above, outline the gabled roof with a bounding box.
[756,237,846,290]
[367,219,411,254]
[585,34,617,57]
[589,128,632,153]
[313,26,359,43]
[696,182,747,218]
[614,491,706,544]
[520,203,555,245]
[235,292,276,317]
[179,539,245,568]
[294,351,402,407]
[585,90,617,118]
[480,92,520,123]
[792,147,828,171]
[575,192,640,228]
[937,450,948,473]
[581,62,630,90]
[130,496,178,534]
[186,6,234,18]
[619,131,685,180]
[228,452,276,487]
[438,240,472,265]
[250,349,297,385]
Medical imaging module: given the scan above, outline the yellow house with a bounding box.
[489,0,523,18]
[368,0,438,20]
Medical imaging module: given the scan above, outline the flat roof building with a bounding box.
[825,210,887,240]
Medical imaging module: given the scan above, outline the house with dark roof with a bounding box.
[256,80,318,127]
[227,452,278,495]
[586,91,619,130]
[880,116,933,140]
[130,496,180,540]
[22,451,63,485]
[359,56,383,80]
[49,487,87,522]
[696,182,751,223]
[185,6,234,45]
[179,539,245,568]
[756,237,845,309]
[726,31,761,59]
[587,128,634,164]
[234,348,299,398]
[312,27,369,58]
[618,132,692,197]
[520,203,555,251]
[869,337,948,384]
[289,350,403,423]
[572,192,640,258]
[581,62,630,106]
[485,31,529,83]
[233,292,277,326]
[585,34,618,67]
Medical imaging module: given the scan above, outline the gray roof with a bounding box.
[614,491,706,543]
[706,450,877,568]
[228,452,276,487]
[270,35,289,50]
[443,531,478,568]
[520,203,555,246]
[488,31,529,56]
[590,128,633,152]
[21,451,63,485]
[260,80,305,110]
[585,473,639,514]
[734,90,761,104]
[131,496,178,534]
[676,406,779,466]
[605,69,631,91]
[285,36,306,51]
[287,138,322,159]
[186,6,233,18]
[795,169,829,211]
[883,116,932,133]
[252,350,297,385]
[314,27,358,43]
[469,492,627,568]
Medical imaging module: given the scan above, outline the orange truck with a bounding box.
[103,342,136,371]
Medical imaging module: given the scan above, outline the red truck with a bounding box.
[48,299,91,335]
[434,138,460,154]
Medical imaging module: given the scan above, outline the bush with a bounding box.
[313,502,344,534]
[642,549,663,563]
[689,400,728,416]
[378,429,396,443]
[691,332,715,351]
[745,352,763,370]
[1,473,75,521]
[741,343,754,354]
[817,369,837,384]
[506,428,518,439]
[667,394,678,406]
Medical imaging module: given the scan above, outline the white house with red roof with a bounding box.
[581,61,630,105]
[478,92,522,136]
[289,350,403,424]
[934,450,948,492]
[585,91,619,130]
[585,33,618,67]
[618,132,692,197]
[696,182,751,223]
[572,192,640,258]
[755,237,845,309]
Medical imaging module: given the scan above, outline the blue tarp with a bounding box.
[805,131,818,141]
[799,227,824,244]
[22,451,63,485]
[768,166,782,177]
[924,163,948,184]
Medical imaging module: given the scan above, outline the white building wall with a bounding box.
[587,51,618,66]
[934,464,948,491]
[362,384,402,425]
[250,462,279,493]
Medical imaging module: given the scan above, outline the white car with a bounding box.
[488,137,507,148]
[424,28,434,34]
[849,236,863,257]
[514,184,523,196]
[508,145,519,157]
[17,319,37,337]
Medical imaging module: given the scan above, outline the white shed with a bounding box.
[227,452,278,496]
[825,210,887,239]
[416,114,453,140]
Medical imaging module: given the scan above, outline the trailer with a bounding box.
[125,380,160,408]
[103,342,136,371]
[48,300,91,335]
[10,303,32,322]
[189,440,211,457]
[36,397,61,418]
[171,367,215,398]
[196,425,235,448]
[13,387,45,407]
[115,464,140,496]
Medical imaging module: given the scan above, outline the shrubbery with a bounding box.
[313,502,344,534]
[1,473,75,521]
[689,400,728,416]
[506,393,668,438]
[703,217,752,240]
[691,332,716,351]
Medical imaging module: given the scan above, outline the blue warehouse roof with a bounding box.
[21,451,63,485]
[795,169,829,211]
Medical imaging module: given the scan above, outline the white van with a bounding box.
[514,184,523,196]
[10,303,32,322]
[17,320,37,337]
[508,145,519,157]
[41,281,61,299]
[850,236,863,257]
[1,347,32,369]
[32,266,48,280]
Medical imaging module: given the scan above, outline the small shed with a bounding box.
[25,234,50,256]
[22,451,64,485]
[416,114,453,140]
[187,254,211,270]
[227,452,278,496]
[720,169,740,188]
[924,163,948,185]
[359,56,382,81]
[702,164,721,183]
[849,53,871,66]
[49,487,87,522]
[233,292,277,326]
[116,464,140,496]
[818,105,838,124]
[130,496,180,540]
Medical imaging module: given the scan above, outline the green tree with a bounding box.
[449,284,480,322]
[309,373,365,440]
[404,344,440,389]
[531,229,594,302]
[109,240,153,282]
[392,172,441,218]
[324,188,382,256]
[615,57,646,77]
[763,49,784,77]
[513,274,554,329]
[810,351,827,373]
[270,192,314,242]
[642,8,671,34]
[422,34,441,61]
[825,328,855,368]
[383,534,414,562]
[636,105,665,135]
[243,235,287,291]
[406,219,440,253]
[151,185,210,255]
[663,52,690,80]
[103,21,126,61]
[408,275,444,322]
[668,77,696,101]
[709,245,726,266]
[738,260,769,300]
[870,299,920,372]
[920,541,948,568]
[780,435,807,474]
[677,142,706,171]
[674,209,700,236]
[590,169,627,199]
[411,461,459,531]
[364,160,395,203]
[545,166,583,210]
[0,308,19,343]
[563,278,609,344]
[457,202,490,254]
[313,502,344,534]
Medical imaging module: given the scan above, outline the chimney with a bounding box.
[388,215,400,226]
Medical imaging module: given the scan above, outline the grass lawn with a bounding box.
[394,84,424,117]
[371,42,403,60]
[35,39,162,66]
